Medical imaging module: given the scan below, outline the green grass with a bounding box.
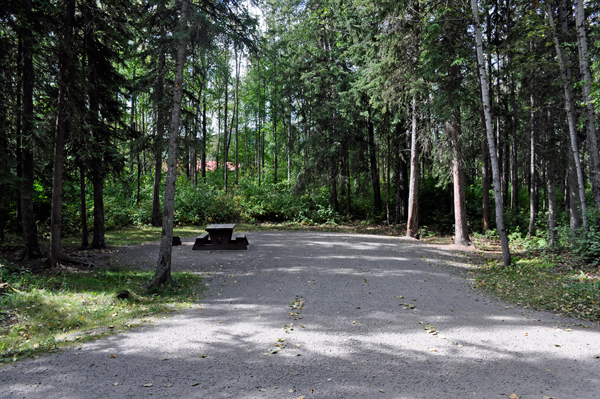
[0,261,204,361]
[476,256,600,322]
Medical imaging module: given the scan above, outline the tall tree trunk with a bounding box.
[449,107,471,246]
[547,5,588,230]
[151,47,166,227]
[80,160,89,248]
[149,0,189,288]
[547,107,558,246]
[406,95,419,238]
[528,92,538,237]
[48,0,75,267]
[201,92,207,180]
[472,0,511,265]
[19,0,42,259]
[509,70,519,213]
[368,115,382,213]
[568,151,583,234]
[481,138,492,232]
[234,46,240,185]
[345,140,351,215]
[223,61,229,191]
[575,0,600,208]
[386,126,391,226]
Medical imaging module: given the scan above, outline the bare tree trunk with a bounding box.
[481,138,492,232]
[386,129,391,226]
[448,109,471,246]
[19,0,41,259]
[575,0,600,208]
[472,0,511,265]
[151,47,166,227]
[201,92,207,181]
[406,95,419,238]
[234,45,240,185]
[547,107,558,246]
[546,5,588,230]
[368,115,382,213]
[48,0,75,267]
[509,70,519,213]
[528,92,538,237]
[223,60,229,191]
[149,0,189,288]
[79,160,89,248]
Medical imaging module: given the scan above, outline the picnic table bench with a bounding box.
[192,223,248,250]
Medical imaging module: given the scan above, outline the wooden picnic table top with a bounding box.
[206,223,236,230]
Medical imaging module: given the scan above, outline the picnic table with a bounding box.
[192,223,248,250]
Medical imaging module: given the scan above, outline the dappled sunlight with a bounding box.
[5,231,600,398]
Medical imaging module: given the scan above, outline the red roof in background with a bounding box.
[162,161,239,172]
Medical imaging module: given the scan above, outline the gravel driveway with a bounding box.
[1,231,599,398]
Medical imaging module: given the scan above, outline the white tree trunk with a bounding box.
[471,0,511,266]
[575,0,600,207]
[406,95,419,238]
[546,5,588,230]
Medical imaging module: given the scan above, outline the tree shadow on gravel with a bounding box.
[3,231,600,399]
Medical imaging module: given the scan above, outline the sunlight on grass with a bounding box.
[0,262,204,361]
[476,257,600,322]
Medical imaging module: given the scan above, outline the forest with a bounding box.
[1,0,600,284]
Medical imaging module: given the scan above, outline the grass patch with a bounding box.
[476,255,600,322]
[0,260,204,361]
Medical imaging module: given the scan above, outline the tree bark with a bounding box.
[481,138,492,232]
[509,70,519,213]
[19,0,42,259]
[151,46,166,227]
[528,92,538,237]
[367,115,382,213]
[471,0,511,265]
[223,57,229,191]
[48,0,75,267]
[201,91,207,181]
[575,0,600,208]
[234,45,240,185]
[448,108,471,246]
[406,95,419,238]
[546,107,558,246]
[149,0,189,288]
[79,160,89,248]
[546,5,588,230]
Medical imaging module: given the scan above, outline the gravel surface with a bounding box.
[1,231,599,398]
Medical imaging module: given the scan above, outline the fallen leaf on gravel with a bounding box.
[110,354,117,358]
[555,344,561,347]
[297,396,305,399]
[379,390,385,393]
[164,383,173,387]
[508,394,520,399]
[200,354,207,358]
[143,383,153,387]
[543,396,559,399]
[112,382,119,386]
[289,388,295,392]
[191,382,201,387]
[429,349,438,352]
[159,358,168,361]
